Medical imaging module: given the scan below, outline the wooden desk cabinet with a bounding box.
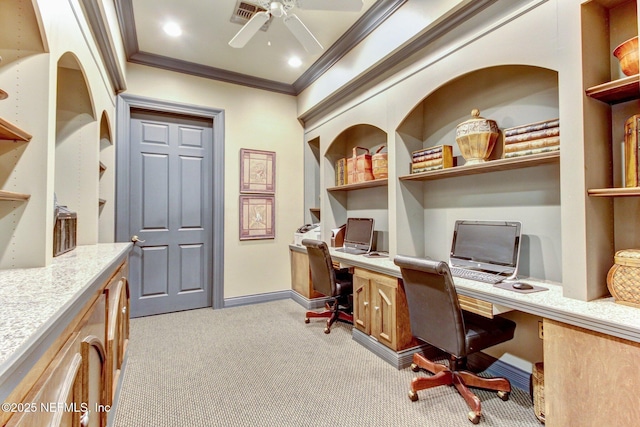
[3,260,130,427]
[290,248,324,299]
[353,268,413,351]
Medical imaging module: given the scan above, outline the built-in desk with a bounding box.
[0,243,132,426]
[292,245,640,426]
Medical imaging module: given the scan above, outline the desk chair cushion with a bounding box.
[463,311,516,355]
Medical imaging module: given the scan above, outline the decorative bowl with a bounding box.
[613,36,639,77]
[455,109,499,165]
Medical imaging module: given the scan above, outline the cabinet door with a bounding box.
[6,334,83,427]
[371,275,398,349]
[79,293,108,427]
[353,271,371,334]
[105,277,123,406]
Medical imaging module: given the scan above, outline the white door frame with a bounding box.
[115,94,225,309]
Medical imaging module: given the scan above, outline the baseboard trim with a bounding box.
[472,352,531,392]
[224,290,291,308]
[352,329,435,370]
[290,290,332,310]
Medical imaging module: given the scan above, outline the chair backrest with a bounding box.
[394,255,467,358]
[302,239,336,297]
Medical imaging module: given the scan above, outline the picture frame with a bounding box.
[240,148,275,194]
[239,195,275,240]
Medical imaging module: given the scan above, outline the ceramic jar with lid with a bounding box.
[455,109,499,165]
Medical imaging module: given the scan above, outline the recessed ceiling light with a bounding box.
[288,57,302,68]
[163,22,182,37]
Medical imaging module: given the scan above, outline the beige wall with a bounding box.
[124,63,304,299]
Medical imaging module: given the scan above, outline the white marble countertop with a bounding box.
[290,244,640,343]
[0,243,132,395]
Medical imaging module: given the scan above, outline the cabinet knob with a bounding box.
[80,410,90,427]
[374,306,380,311]
[122,306,127,314]
[363,302,369,307]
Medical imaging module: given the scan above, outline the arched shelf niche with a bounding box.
[55,52,98,247]
[324,123,389,252]
[98,111,114,242]
[394,64,562,283]
[0,0,47,65]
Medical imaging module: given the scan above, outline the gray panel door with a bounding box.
[128,110,213,317]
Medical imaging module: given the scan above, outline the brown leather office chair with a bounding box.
[394,255,516,424]
[302,239,353,334]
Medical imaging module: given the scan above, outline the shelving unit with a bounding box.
[585,74,639,104]
[399,151,559,182]
[0,190,30,201]
[327,178,388,191]
[0,117,32,142]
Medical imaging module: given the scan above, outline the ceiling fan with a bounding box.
[229,0,364,54]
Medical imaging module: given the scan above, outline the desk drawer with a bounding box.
[458,295,494,318]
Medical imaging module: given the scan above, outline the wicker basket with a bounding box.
[607,249,640,308]
[351,146,374,183]
[532,362,545,423]
[372,145,388,179]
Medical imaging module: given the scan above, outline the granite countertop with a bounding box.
[0,243,132,374]
[290,244,640,343]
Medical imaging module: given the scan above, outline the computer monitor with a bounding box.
[449,220,522,279]
[343,217,375,252]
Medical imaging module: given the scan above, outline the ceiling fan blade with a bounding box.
[297,0,363,12]
[229,11,270,48]
[283,14,323,54]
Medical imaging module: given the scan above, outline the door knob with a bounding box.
[131,235,146,244]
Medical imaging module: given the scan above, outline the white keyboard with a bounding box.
[450,266,504,284]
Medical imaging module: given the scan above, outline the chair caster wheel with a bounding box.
[468,411,480,424]
[497,390,509,401]
[324,327,331,334]
[408,390,418,402]
[410,363,420,372]
[304,318,310,324]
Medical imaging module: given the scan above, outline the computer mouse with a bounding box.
[512,282,533,290]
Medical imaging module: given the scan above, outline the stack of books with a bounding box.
[411,145,453,173]
[503,118,560,159]
[335,158,347,186]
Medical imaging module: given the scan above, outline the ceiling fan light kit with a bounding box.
[229,0,363,53]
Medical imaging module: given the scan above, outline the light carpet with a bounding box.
[113,299,541,427]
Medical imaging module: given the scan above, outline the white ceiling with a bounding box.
[120,0,399,94]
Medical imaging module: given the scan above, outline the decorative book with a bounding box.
[503,118,559,137]
[411,145,453,173]
[335,158,347,186]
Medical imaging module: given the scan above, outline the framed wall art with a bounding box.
[240,148,275,194]
[239,195,275,240]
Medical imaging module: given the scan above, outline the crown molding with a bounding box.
[114,0,404,96]
[297,0,499,125]
[78,0,127,93]
[292,0,406,93]
[128,51,297,95]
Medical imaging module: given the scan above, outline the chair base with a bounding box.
[409,353,511,424]
[304,301,353,334]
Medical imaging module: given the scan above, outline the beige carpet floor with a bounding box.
[113,299,541,427]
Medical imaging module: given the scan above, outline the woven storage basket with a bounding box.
[372,145,388,179]
[351,146,374,183]
[532,362,545,423]
[607,249,640,308]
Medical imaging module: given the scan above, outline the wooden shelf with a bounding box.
[0,117,32,142]
[99,162,106,173]
[399,151,560,182]
[585,74,640,104]
[587,187,640,197]
[98,198,106,206]
[327,178,388,192]
[0,190,30,201]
